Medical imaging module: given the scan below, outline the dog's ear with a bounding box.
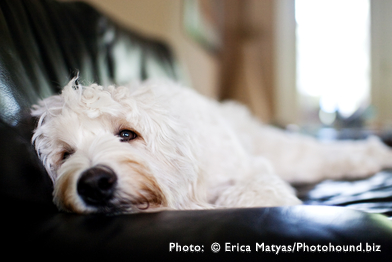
[31,77,80,122]
[31,94,64,123]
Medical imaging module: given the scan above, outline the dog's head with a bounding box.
[31,79,202,213]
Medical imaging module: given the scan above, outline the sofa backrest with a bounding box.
[0,0,180,209]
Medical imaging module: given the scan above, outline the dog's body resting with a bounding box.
[32,79,392,213]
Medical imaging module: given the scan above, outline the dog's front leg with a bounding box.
[213,173,301,208]
[210,157,302,208]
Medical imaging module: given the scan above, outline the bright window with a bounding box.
[295,0,370,125]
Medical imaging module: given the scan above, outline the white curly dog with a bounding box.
[31,78,392,214]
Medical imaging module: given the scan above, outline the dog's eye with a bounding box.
[62,151,73,161]
[118,130,137,142]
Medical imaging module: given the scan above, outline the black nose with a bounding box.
[77,165,117,206]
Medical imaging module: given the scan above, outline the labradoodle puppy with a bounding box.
[31,78,392,213]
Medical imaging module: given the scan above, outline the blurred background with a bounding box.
[62,0,392,140]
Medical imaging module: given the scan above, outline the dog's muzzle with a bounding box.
[77,165,117,207]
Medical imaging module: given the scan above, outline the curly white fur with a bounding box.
[31,79,392,213]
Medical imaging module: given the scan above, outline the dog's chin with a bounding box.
[54,196,161,214]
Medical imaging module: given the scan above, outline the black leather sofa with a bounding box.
[1,0,392,260]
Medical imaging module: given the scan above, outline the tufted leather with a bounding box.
[1,0,392,260]
[0,0,179,126]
